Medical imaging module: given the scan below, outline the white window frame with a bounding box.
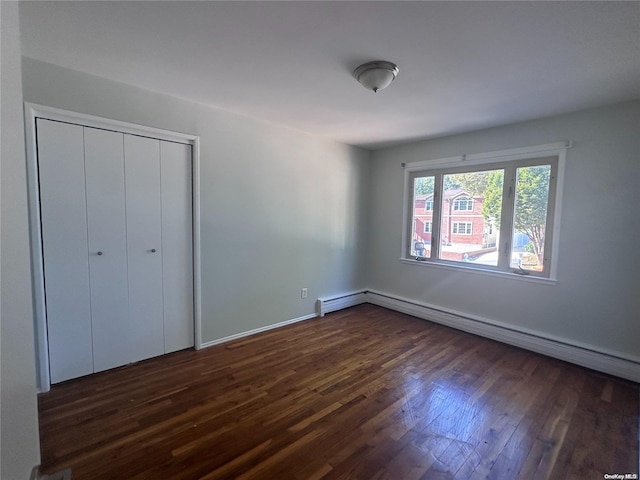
[425,199,433,211]
[401,141,570,282]
[453,197,473,211]
[423,221,432,233]
[452,222,472,235]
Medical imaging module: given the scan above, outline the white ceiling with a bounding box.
[19,1,640,150]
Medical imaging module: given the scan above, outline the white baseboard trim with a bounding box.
[365,290,640,383]
[31,466,72,480]
[200,312,317,349]
[30,466,40,480]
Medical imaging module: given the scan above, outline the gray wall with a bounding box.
[21,57,371,346]
[1,3,41,479]
[367,101,640,360]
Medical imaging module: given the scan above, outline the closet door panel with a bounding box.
[124,135,164,362]
[37,119,93,383]
[84,128,131,372]
[161,142,194,353]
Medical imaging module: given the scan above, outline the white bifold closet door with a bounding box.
[38,120,94,383]
[160,141,194,353]
[84,128,131,373]
[124,136,165,363]
[37,119,194,384]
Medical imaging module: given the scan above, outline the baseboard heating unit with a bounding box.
[317,291,368,317]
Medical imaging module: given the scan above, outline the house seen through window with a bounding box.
[407,153,559,278]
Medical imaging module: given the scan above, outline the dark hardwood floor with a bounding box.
[39,304,639,479]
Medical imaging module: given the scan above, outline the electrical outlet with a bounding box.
[301,288,308,299]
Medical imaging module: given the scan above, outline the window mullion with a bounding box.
[541,162,558,273]
[430,173,444,260]
[498,166,516,271]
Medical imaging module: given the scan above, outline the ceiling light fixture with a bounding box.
[353,60,399,93]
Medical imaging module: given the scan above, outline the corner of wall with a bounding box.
[1,1,42,478]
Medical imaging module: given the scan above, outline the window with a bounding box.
[453,197,473,211]
[439,169,502,266]
[403,143,566,279]
[452,222,472,235]
[509,164,552,273]
[409,176,434,258]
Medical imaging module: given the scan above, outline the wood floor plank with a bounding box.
[38,304,639,479]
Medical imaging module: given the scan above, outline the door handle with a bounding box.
[96,251,103,256]
[150,249,157,253]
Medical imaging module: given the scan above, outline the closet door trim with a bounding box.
[25,103,202,392]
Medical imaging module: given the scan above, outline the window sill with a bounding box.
[399,258,558,285]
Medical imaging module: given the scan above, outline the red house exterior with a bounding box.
[413,189,497,261]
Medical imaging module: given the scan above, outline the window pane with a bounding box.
[510,165,551,272]
[439,170,503,266]
[411,176,434,258]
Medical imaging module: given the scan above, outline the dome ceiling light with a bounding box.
[352,60,399,93]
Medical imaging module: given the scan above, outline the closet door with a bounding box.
[37,119,93,383]
[161,142,194,353]
[124,135,164,363]
[84,127,130,372]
